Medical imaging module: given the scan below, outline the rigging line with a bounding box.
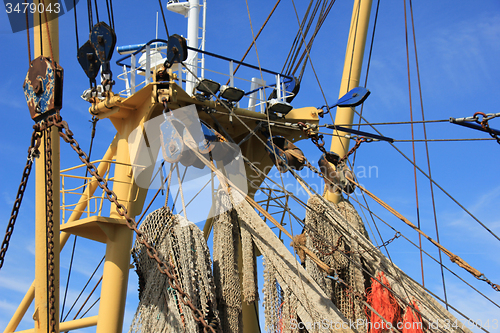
[290,0,336,125]
[347,175,500,289]
[176,163,187,219]
[40,0,54,62]
[105,0,112,29]
[109,0,115,29]
[294,0,334,80]
[282,0,314,75]
[394,138,496,142]
[354,110,500,242]
[87,0,93,32]
[246,148,499,310]
[25,1,31,64]
[158,0,170,37]
[404,0,425,287]
[409,0,447,307]
[93,0,99,23]
[170,163,188,214]
[282,0,313,74]
[73,0,79,51]
[184,176,212,209]
[60,235,77,321]
[227,0,281,84]
[352,0,380,166]
[346,0,362,92]
[80,297,100,319]
[38,1,43,55]
[289,0,323,77]
[295,0,336,81]
[349,194,500,310]
[62,255,105,322]
[70,276,102,322]
[136,165,171,225]
[329,119,449,126]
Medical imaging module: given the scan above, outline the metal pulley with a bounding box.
[77,40,101,85]
[23,56,63,122]
[318,154,356,194]
[160,113,185,164]
[165,34,188,68]
[89,22,116,74]
[265,136,305,173]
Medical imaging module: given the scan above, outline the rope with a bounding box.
[403,0,425,287]
[408,0,448,306]
[25,0,31,64]
[227,0,281,84]
[40,0,55,62]
[73,0,79,52]
[354,110,500,243]
[158,0,170,37]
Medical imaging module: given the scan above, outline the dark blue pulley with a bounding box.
[165,34,188,67]
[77,40,101,82]
[335,86,370,108]
[89,22,117,63]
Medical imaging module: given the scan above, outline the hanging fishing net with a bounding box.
[129,207,220,333]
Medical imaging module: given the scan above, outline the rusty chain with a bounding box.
[0,129,41,271]
[42,127,57,333]
[474,112,500,145]
[39,112,216,332]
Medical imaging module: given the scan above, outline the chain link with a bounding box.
[43,127,57,333]
[474,112,500,145]
[0,130,41,271]
[39,112,216,332]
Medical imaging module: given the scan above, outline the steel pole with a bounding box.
[325,0,373,203]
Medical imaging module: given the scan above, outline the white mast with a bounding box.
[167,0,203,95]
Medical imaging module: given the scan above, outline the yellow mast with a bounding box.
[325,0,373,204]
[33,2,60,332]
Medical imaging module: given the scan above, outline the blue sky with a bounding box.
[1,0,500,332]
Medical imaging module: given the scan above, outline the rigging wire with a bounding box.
[93,0,100,23]
[404,0,425,287]
[408,0,448,307]
[158,0,170,37]
[353,110,500,243]
[290,0,336,125]
[25,1,31,64]
[87,0,93,32]
[73,0,79,52]
[228,0,281,83]
[62,255,104,322]
[60,235,77,321]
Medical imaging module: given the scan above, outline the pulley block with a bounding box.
[265,136,305,173]
[160,113,185,164]
[318,154,356,194]
[165,34,188,67]
[23,55,63,122]
[77,40,101,82]
[89,22,117,65]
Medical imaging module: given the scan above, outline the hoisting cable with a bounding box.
[93,0,99,23]
[0,130,41,271]
[73,0,79,52]
[404,0,425,288]
[226,0,281,84]
[105,0,115,30]
[281,0,313,75]
[158,0,170,37]
[25,0,31,64]
[87,0,93,31]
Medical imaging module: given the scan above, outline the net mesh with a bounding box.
[129,207,220,333]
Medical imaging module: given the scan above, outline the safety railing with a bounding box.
[115,39,297,113]
[60,160,139,223]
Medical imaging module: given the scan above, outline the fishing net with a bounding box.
[129,207,220,333]
[212,188,259,333]
[304,195,369,331]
